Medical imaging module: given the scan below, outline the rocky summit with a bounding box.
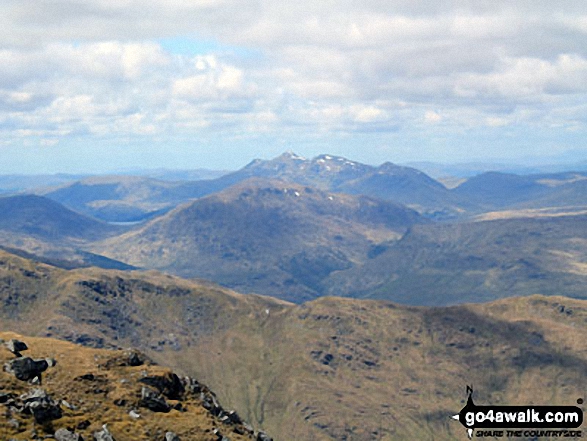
[0,332,272,441]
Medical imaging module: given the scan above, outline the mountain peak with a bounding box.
[243,158,264,169]
[275,151,306,161]
[377,161,399,171]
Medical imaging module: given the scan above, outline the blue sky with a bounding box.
[0,0,586,173]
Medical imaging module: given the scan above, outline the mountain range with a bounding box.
[34,152,469,223]
[1,151,586,440]
[31,152,587,225]
[0,152,585,306]
[92,178,422,302]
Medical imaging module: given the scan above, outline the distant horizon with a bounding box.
[1,149,586,179]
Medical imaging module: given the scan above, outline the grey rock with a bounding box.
[256,432,273,441]
[93,424,115,441]
[139,373,184,400]
[182,376,202,395]
[165,432,180,441]
[20,388,62,424]
[212,428,229,441]
[201,392,222,416]
[225,410,243,425]
[55,427,84,441]
[125,350,145,367]
[5,339,28,356]
[62,399,77,410]
[139,386,171,413]
[5,357,49,381]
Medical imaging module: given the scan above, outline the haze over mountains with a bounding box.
[0,152,586,439]
[93,179,422,302]
[0,151,586,305]
[24,152,587,224]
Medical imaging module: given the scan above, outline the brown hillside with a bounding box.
[0,331,269,441]
[1,250,586,439]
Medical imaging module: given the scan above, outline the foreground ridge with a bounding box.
[0,332,273,441]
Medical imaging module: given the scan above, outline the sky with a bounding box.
[0,0,586,173]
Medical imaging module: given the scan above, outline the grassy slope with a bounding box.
[0,331,259,441]
[0,250,586,440]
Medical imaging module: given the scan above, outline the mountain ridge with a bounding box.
[0,249,586,440]
[92,178,423,302]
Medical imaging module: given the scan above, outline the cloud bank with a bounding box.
[0,0,586,169]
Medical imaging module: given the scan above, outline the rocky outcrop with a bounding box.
[4,357,50,382]
[165,432,180,441]
[139,386,171,413]
[93,424,115,441]
[0,336,273,441]
[4,338,28,357]
[55,427,84,441]
[20,388,63,424]
[139,372,184,400]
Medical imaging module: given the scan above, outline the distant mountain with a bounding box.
[119,167,230,181]
[336,161,470,216]
[0,194,117,242]
[39,175,181,222]
[228,152,469,217]
[0,194,132,270]
[39,171,270,223]
[0,173,89,194]
[453,171,587,211]
[93,178,423,302]
[324,213,587,305]
[518,173,587,209]
[452,171,550,208]
[1,249,587,440]
[406,159,587,178]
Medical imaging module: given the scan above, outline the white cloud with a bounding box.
[351,105,385,123]
[424,111,442,124]
[0,0,586,164]
[455,54,587,100]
